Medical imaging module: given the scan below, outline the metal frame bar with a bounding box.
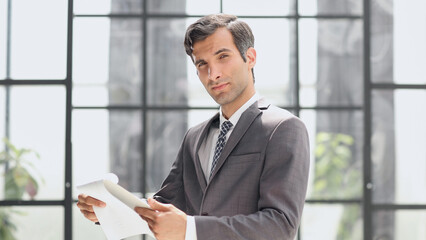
[5,0,11,79]
[372,83,426,89]
[363,0,373,239]
[2,1,426,240]
[0,80,66,85]
[306,199,362,204]
[71,106,365,111]
[294,0,301,118]
[73,106,220,110]
[73,14,363,19]
[4,0,12,158]
[295,3,301,240]
[0,200,64,206]
[6,81,425,89]
[141,0,147,201]
[374,204,426,210]
[141,3,147,240]
[64,0,74,239]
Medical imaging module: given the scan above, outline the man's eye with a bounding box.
[219,54,228,59]
[198,62,206,68]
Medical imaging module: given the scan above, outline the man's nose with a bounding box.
[208,65,222,81]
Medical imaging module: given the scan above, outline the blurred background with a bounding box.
[0,0,425,239]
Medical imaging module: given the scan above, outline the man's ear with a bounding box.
[246,47,256,69]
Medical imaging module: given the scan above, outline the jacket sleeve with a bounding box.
[194,117,310,240]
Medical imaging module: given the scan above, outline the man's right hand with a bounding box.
[77,194,106,223]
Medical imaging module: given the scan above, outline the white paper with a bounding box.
[77,173,154,240]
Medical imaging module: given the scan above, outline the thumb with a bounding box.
[147,198,170,212]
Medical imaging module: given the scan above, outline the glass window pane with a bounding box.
[299,19,363,107]
[146,18,189,106]
[371,0,426,84]
[243,18,295,106]
[301,110,363,199]
[10,0,67,79]
[301,204,362,240]
[372,90,426,204]
[370,0,392,84]
[0,0,6,79]
[74,0,142,14]
[299,0,362,15]
[373,210,426,240]
[146,110,188,194]
[0,206,63,239]
[73,110,142,198]
[73,17,111,100]
[73,18,142,107]
[3,87,65,200]
[223,0,295,16]
[73,110,110,197]
[147,0,219,15]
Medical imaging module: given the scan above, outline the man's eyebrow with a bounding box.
[194,48,232,66]
[214,48,232,55]
[194,59,206,66]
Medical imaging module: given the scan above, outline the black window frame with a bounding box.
[1,0,426,239]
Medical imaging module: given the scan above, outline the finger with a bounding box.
[141,216,155,228]
[78,194,106,208]
[80,209,99,222]
[135,207,157,221]
[78,194,87,203]
[76,201,94,212]
[86,197,106,207]
[147,198,170,212]
[145,218,159,237]
[147,223,157,236]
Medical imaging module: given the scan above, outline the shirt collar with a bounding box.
[219,93,260,127]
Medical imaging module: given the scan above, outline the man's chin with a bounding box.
[213,96,232,106]
[210,91,239,106]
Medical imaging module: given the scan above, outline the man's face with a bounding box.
[191,27,256,111]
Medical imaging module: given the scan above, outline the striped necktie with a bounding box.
[209,120,233,179]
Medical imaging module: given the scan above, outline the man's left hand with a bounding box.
[135,198,187,240]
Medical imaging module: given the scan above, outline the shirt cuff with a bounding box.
[185,216,197,240]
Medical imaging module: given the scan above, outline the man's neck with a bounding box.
[221,91,256,119]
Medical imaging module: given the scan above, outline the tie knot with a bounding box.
[221,121,233,133]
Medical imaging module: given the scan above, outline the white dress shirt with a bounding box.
[185,93,260,240]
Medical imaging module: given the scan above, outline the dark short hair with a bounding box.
[184,14,255,63]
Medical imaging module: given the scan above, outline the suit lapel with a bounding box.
[193,113,219,190]
[209,99,270,181]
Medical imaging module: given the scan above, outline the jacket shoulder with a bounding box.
[261,105,298,123]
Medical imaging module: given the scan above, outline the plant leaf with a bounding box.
[26,176,39,200]
[12,167,30,188]
[5,171,25,199]
[3,138,19,159]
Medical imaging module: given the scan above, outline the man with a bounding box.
[77,14,310,240]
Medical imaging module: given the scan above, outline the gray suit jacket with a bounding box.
[154,99,310,239]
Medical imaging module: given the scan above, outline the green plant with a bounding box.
[0,208,20,240]
[0,138,44,239]
[313,132,359,198]
[0,138,44,200]
[312,132,361,239]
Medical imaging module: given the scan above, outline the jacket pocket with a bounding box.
[227,152,260,165]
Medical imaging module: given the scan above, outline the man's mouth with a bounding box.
[211,83,229,91]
